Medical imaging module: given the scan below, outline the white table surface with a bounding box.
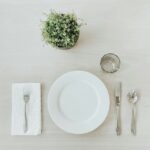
[0,0,150,149]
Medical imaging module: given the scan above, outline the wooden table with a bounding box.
[0,0,150,149]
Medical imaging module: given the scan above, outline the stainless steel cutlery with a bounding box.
[115,82,122,136]
[23,93,30,133]
[127,90,138,136]
[114,84,139,136]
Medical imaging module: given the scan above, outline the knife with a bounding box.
[115,82,121,136]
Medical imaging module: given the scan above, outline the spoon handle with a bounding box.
[131,103,136,135]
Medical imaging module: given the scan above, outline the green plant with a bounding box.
[42,11,83,49]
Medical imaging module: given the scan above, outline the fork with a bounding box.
[23,94,30,133]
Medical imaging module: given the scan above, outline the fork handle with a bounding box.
[23,103,28,133]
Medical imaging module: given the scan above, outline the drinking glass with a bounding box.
[100,53,120,73]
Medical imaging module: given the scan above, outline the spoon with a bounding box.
[127,90,138,135]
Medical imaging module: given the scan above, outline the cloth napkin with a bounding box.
[11,83,41,135]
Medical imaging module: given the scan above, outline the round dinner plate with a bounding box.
[48,71,110,134]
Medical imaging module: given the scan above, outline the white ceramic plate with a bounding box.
[48,71,110,134]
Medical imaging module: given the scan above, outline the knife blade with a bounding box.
[115,82,121,136]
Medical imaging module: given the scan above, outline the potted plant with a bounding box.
[42,11,83,49]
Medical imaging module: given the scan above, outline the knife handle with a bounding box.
[116,106,121,136]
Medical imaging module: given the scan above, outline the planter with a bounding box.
[42,12,82,50]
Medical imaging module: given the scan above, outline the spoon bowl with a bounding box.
[127,90,138,104]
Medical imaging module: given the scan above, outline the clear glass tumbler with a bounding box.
[100,53,121,73]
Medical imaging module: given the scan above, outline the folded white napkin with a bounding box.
[11,83,41,135]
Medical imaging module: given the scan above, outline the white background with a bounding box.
[0,0,150,149]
